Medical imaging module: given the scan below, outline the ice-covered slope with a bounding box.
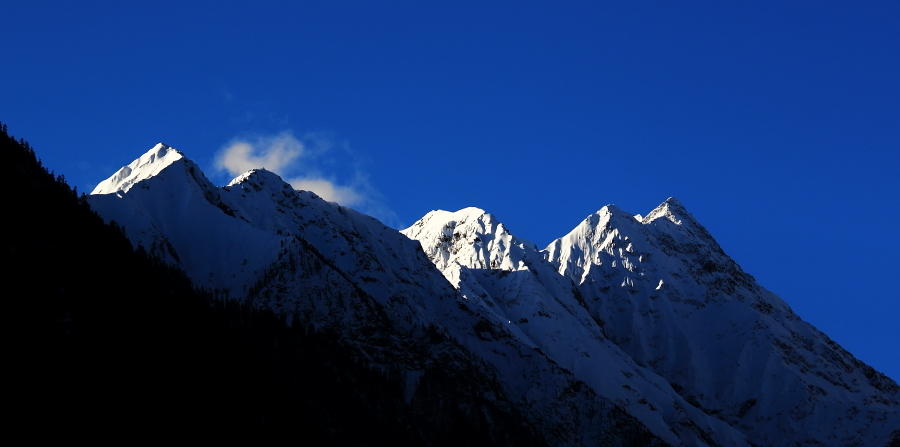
[88,145,281,294]
[88,144,898,446]
[402,208,750,446]
[543,198,900,447]
[86,145,686,445]
[91,143,185,195]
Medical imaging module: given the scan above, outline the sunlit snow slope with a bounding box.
[89,144,899,447]
[402,201,899,447]
[86,145,696,445]
[542,199,899,446]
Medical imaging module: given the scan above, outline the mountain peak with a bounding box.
[662,196,687,213]
[567,204,640,232]
[401,207,537,273]
[91,143,186,195]
[407,207,494,232]
[81,139,900,446]
[226,168,289,189]
[641,196,694,226]
[599,203,620,213]
[597,204,636,218]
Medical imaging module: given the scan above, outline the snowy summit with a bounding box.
[91,143,184,195]
[86,144,900,447]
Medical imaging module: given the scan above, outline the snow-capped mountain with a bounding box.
[402,204,899,446]
[88,144,899,446]
[542,199,900,446]
[400,208,750,445]
[87,144,673,445]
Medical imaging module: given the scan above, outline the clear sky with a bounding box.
[3,1,898,381]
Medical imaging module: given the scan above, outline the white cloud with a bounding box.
[214,131,397,219]
[287,177,362,205]
[216,132,303,175]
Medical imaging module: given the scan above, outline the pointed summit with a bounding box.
[403,207,499,242]
[593,204,641,225]
[641,197,694,226]
[226,168,291,191]
[91,143,186,195]
[638,197,723,245]
[401,207,535,273]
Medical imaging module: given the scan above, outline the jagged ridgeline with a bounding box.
[2,123,581,445]
[9,123,899,446]
[89,141,900,446]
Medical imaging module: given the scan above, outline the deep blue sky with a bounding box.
[4,1,898,380]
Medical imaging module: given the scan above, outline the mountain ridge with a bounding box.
[86,143,899,446]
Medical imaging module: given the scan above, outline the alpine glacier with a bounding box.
[88,143,899,446]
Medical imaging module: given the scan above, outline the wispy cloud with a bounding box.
[287,177,362,206]
[214,131,400,227]
[216,132,303,176]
